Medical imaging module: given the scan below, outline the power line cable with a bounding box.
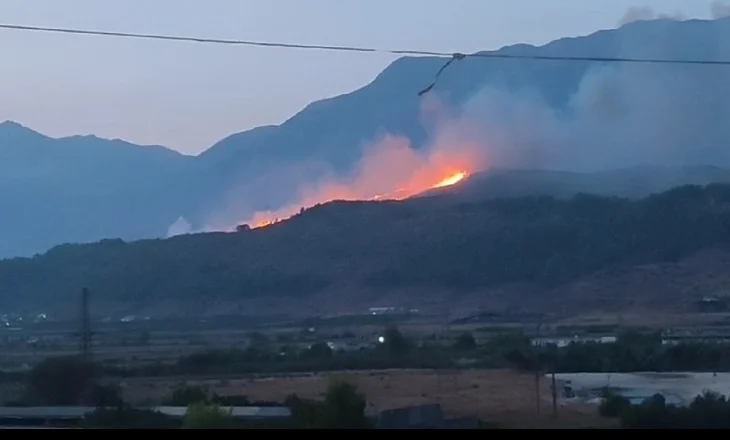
[3,23,730,66]
[0,23,442,55]
[3,22,730,96]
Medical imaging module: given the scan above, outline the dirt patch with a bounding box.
[121,369,615,428]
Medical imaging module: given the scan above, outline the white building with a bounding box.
[531,335,617,348]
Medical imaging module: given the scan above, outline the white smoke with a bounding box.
[711,1,730,19]
[167,216,192,237]
[195,18,730,232]
[618,6,686,26]
[204,125,487,231]
[456,60,730,172]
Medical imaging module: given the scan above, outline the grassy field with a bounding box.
[5,312,729,428]
[119,369,615,429]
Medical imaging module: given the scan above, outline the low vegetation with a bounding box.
[15,324,730,428]
[163,328,730,377]
[181,403,238,429]
[2,184,730,312]
[78,381,372,429]
[18,326,730,403]
[600,391,730,429]
[83,406,180,429]
[17,326,730,386]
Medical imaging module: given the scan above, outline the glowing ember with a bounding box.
[243,169,470,231]
[432,171,467,189]
[370,187,408,202]
[253,218,277,229]
[368,171,466,203]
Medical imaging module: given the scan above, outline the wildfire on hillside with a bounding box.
[247,169,469,230]
[371,170,468,201]
[433,171,467,188]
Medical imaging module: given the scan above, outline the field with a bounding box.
[118,369,615,429]
[6,311,730,428]
[0,311,618,428]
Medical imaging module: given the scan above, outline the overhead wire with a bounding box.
[2,23,730,96]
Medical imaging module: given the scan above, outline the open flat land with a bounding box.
[119,369,615,429]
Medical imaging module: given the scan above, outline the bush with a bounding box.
[598,388,631,418]
[163,386,209,406]
[453,332,477,351]
[606,391,730,429]
[182,403,238,429]
[83,407,179,429]
[26,356,96,405]
[286,381,371,429]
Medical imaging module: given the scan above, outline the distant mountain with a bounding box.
[0,121,192,258]
[3,17,730,257]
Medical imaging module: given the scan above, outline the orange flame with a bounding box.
[253,219,276,228]
[433,171,467,188]
[236,135,485,231]
[247,169,469,230]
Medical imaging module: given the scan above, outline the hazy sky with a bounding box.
[0,0,726,154]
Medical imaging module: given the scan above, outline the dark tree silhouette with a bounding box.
[453,332,477,351]
[26,356,96,405]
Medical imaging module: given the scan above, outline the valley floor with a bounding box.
[118,369,614,429]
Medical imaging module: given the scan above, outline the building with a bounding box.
[531,335,617,348]
[0,406,292,428]
[368,307,399,316]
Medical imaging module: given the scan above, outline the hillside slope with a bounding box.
[3,183,730,318]
[4,17,730,258]
[419,166,730,202]
[188,17,730,227]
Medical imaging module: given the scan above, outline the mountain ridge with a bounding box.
[3,17,730,258]
[0,120,190,158]
[3,182,730,318]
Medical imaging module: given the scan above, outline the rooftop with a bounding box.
[0,406,291,420]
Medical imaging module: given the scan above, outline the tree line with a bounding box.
[82,381,372,429]
[600,390,730,429]
[3,183,730,308]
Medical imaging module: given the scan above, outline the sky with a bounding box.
[0,0,727,155]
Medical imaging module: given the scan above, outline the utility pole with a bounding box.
[535,367,541,416]
[534,319,542,416]
[79,287,92,363]
[551,368,558,419]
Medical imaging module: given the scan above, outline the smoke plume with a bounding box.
[711,1,730,19]
[173,18,730,236]
[457,66,730,172]
[229,121,487,231]
[618,6,686,26]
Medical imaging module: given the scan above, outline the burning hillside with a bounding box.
[248,168,469,229]
[239,135,482,230]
